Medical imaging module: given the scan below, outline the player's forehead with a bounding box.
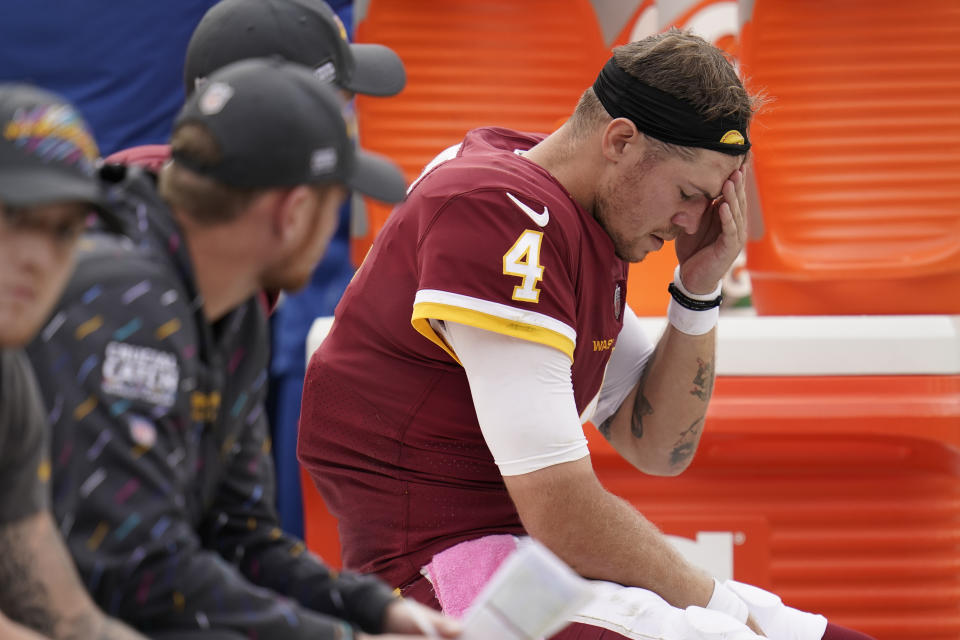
[676,149,742,198]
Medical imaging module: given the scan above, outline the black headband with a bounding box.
[592,58,750,156]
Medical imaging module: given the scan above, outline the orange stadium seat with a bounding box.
[349,0,610,266]
[739,0,960,315]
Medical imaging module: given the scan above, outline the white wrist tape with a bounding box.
[706,578,750,623]
[667,299,719,335]
[673,266,722,300]
[667,266,721,336]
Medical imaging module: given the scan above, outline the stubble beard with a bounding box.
[593,195,647,263]
[261,267,310,295]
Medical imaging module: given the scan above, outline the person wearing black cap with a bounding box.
[26,59,456,640]
[103,0,409,540]
[183,0,405,97]
[0,85,145,640]
[299,29,876,640]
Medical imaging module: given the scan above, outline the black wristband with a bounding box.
[668,282,723,310]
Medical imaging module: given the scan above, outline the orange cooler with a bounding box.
[599,315,960,640]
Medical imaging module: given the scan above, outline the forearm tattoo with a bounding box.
[690,358,715,402]
[596,396,649,441]
[630,389,653,439]
[598,348,657,442]
[629,346,657,439]
[670,417,704,468]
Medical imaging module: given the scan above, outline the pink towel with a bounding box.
[424,534,519,619]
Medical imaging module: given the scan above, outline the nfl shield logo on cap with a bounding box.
[199,82,234,115]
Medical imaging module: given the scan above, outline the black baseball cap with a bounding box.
[0,84,120,230]
[172,58,407,203]
[184,0,406,97]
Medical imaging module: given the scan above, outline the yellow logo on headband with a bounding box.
[719,130,745,145]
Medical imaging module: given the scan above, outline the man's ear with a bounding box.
[272,185,315,245]
[600,117,640,163]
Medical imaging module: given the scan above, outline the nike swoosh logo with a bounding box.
[506,192,549,227]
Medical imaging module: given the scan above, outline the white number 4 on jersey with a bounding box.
[503,230,545,303]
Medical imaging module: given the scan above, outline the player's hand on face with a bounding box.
[674,162,748,294]
[375,599,462,638]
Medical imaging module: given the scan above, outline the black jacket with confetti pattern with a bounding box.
[27,166,395,639]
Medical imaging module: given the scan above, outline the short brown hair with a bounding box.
[570,29,764,157]
[158,123,261,225]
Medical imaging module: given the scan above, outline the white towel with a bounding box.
[725,580,828,640]
[572,580,763,640]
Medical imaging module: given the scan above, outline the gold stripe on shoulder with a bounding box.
[412,301,575,362]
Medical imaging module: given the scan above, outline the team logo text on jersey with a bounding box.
[101,341,179,407]
[593,338,615,352]
[505,192,549,227]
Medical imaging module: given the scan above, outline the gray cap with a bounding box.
[0,84,120,229]
[173,57,407,203]
[184,0,406,97]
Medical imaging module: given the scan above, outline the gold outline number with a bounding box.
[503,230,544,302]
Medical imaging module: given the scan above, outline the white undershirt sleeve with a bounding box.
[590,306,656,428]
[434,319,589,476]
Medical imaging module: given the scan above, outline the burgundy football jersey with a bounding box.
[298,127,628,590]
